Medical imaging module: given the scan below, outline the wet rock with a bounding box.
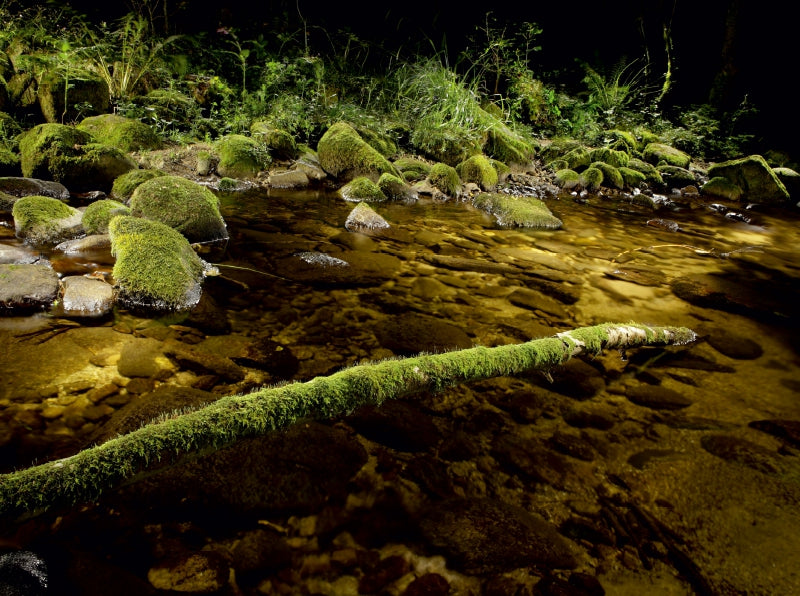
[419,498,577,574]
[627,448,679,470]
[700,434,781,474]
[0,176,70,200]
[163,339,245,382]
[347,400,440,452]
[53,233,112,256]
[277,250,401,286]
[127,421,368,515]
[344,201,390,232]
[116,336,175,379]
[359,554,411,594]
[147,551,229,593]
[230,529,292,576]
[0,263,59,310]
[548,431,596,461]
[624,384,693,410]
[492,433,574,489]
[0,550,48,596]
[424,254,519,275]
[375,312,472,355]
[404,573,450,596]
[707,154,790,203]
[704,327,763,360]
[268,169,310,188]
[508,287,568,318]
[59,275,115,317]
[89,384,220,445]
[232,336,299,378]
[12,196,83,246]
[533,573,606,595]
[0,243,39,264]
[563,407,615,430]
[748,419,800,448]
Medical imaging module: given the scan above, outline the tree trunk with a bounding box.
[0,323,696,521]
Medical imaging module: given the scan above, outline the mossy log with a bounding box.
[0,323,695,520]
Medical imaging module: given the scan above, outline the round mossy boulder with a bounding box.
[12,195,83,245]
[472,193,562,229]
[392,156,431,182]
[618,166,647,189]
[339,176,386,202]
[77,114,162,152]
[590,162,624,190]
[428,162,461,197]
[18,123,137,192]
[701,176,744,201]
[657,165,695,188]
[554,169,581,190]
[82,199,131,234]
[251,121,298,161]
[457,154,498,191]
[643,143,691,169]
[111,168,166,200]
[317,121,400,182]
[214,134,269,179]
[129,175,228,242]
[378,172,417,201]
[109,215,208,311]
[484,127,536,164]
[562,146,592,171]
[37,74,109,124]
[580,166,604,192]
[627,158,664,187]
[589,146,630,168]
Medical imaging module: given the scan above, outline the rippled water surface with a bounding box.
[1,187,799,594]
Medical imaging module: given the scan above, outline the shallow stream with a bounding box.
[1,186,799,594]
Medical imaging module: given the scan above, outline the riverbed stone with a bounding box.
[419,497,577,574]
[0,176,70,200]
[345,201,390,231]
[700,434,781,475]
[116,336,175,379]
[375,312,472,355]
[12,195,83,246]
[0,263,59,310]
[707,154,790,203]
[704,327,763,360]
[59,275,115,317]
[0,243,38,264]
[624,384,693,410]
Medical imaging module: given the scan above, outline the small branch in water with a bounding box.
[612,244,764,263]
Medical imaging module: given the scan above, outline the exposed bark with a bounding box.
[0,322,696,521]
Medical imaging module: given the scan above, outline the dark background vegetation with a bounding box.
[54,0,792,150]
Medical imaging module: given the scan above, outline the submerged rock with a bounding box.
[0,263,59,310]
[375,312,472,355]
[59,275,115,317]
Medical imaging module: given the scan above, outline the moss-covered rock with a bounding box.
[37,74,109,124]
[12,195,83,245]
[111,168,166,200]
[554,168,581,190]
[393,156,431,182]
[701,176,744,201]
[473,193,562,229]
[410,123,481,166]
[0,190,15,212]
[483,126,536,164]
[590,162,624,190]
[344,202,390,231]
[0,146,19,176]
[626,158,664,186]
[618,166,647,189]
[605,129,640,152]
[491,159,511,182]
[82,199,131,234]
[457,154,498,191]
[339,176,386,202]
[77,114,162,152]
[250,121,298,161]
[580,166,603,192]
[109,215,208,311]
[562,146,592,171]
[352,125,397,157]
[129,175,228,242]
[428,162,461,197]
[707,155,790,203]
[643,143,691,169]
[773,167,800,199]
[378,172,417,201]
[589,146,630,168]
[214,134,269,179]
[318,122,400,181]
[657,165,695,188]
[18,123,136,192]
[538,138,584,164]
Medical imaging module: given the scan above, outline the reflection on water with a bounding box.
[1,187,799,593]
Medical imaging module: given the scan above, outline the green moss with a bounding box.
[656,165,695,188]
[707,155,790,203]
[12,195,82,245]
[626,158,664,186]
[37,75,109,124]
[483,126,536,164]
[339,176,386,202]
[129,175,228,242]
[109,215,207,310]
[589,146,630,168]
[605,130,640,152]
[701,176,743,201]
[82,199,130,234]
[562,146,592,171]
[218,177,239,191]
[77,114,162,152]
[378,172,414,200]
[0,146,19,176]
[618,166,647,189]
[393,156,431,181]
[111,169,166,200]
[539,138,584,164]
[428,162,461,197]
[214,134,269,179]
[352,125,397,157]
[590,161,624,189]
[554,168,581,190]
[580,166,603,192]
[491,159,511,181]
[456,154,498,191]
[317,122,400,181]
[643,143,691,169]
[17,123,93,180]
[473,192,562,229]
[250,121,298,160]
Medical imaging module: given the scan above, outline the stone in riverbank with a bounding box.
[0,263,59,310]
[11,195,83,245]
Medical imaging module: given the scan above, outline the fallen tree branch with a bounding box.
[0,322,696,520]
